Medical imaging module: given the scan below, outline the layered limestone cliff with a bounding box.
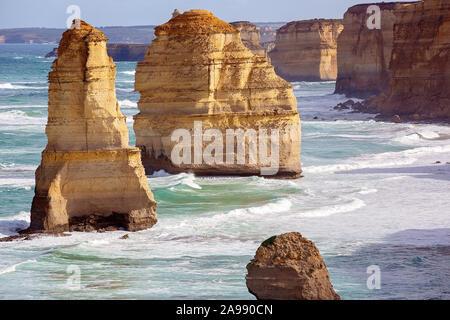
[134,10,301,178]
[230,21,266,57]
[334,2,415,98]
[29,20,157,233]
[269,19,343,81]
[246,232,340,300]
[372,0,450,120]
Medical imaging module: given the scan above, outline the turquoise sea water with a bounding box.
[0,44,449,299]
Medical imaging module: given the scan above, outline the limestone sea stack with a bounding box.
[269,19,343,81]
[334,2,414,98]
[230,21,266,57]
[29,20,157,233]
[134,10,301,178]
[246,232,340,300]
[372,0,450,120]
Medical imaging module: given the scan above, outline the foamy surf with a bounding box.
[0,83,47,90]
[298,198,366,218]
[119,99,137,108]
[0,211,30,238]
[0,259,36,275]
[305,144,450,173]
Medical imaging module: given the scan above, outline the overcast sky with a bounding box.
[0,0,415,29]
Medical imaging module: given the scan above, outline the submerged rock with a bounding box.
[28,20,157,233]
[269,19,343,81]
[246,232,340,300]
[134,10,302,178]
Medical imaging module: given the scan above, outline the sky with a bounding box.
[0,0,415,29]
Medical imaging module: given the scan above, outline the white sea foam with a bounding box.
[0,178,35,189]
[149,170,172,178]
[0,211,30,238]
[120,71,135,75]
[0,163,37,172]
[0,105,47,109]
[305,144,450,173]
[358,188,378,195]
[0,110,45,126]
[180,173,202,189]
[116,88,133,92]
[0,83,47,90]
[298,198,366,217]
[119,99,137,108]
[227,198,292,216]
[0,259,36,275]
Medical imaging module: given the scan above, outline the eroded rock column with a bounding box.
[134,10,301,178]
[29,20,157,232]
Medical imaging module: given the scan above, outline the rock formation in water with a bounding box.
[246,232,340,300]
[29,20,157,233]
[230,21,266,57]
[334,2,415,98]
[105,43,148,61]
[370,0,450,120]
[269,19,343,81]
[46,43,149,61]
[134,10,302,178]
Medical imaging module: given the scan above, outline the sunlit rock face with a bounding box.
[134,10,302,178]
[246,232,340,300]
[269,19,343,82]
[334,2,416,98]
[29,20,157,233]
[372,0,450,120]
[230,21,266,57]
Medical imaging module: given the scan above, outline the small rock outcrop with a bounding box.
[230,21,266,57]
[371,0,450,120]
[334,2,415,98]
[269,19,343,81]
[134,10,302,178]
[246,232,340,300]
[105,43,148,61]
[29,20,157,233]
[172,9,181,18]
[46,43,149,61]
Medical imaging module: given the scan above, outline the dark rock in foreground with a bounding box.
[246,232,340,300]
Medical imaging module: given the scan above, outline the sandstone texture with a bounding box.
[246,232,340,300]
[269,19,343,81]
[29,20,157,233]
[334,2,415,98]
[372,0,450,120]
[134,10,301,178]
[230,21,266,57]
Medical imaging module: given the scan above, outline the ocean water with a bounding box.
[0,44,449,300]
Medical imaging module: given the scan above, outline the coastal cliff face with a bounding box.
[246,233,340,300]
[134,10,301,178]
[334,2,413,98]
[29,20,157,233]
[230,21,266,57]
[269,19,343,81]
[373,0,450,120]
